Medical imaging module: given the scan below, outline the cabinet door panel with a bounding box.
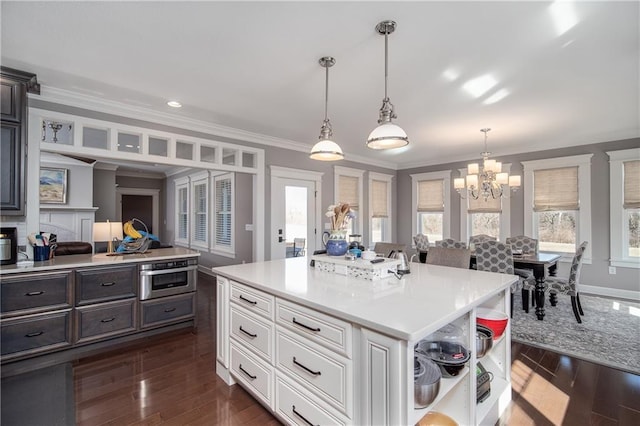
[75,299,136,344]
[1,271,72,316]
[1,310,72,358]
[1,122,23,213]
[75,265,137,305]
[0,79,22,122]
[140,292,195,329]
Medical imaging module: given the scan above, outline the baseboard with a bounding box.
[581,284,640,302]
[197,264,215,276]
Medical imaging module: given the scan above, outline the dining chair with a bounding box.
[293,238,306,257]
[474,240,521,318]
[506,235,538,313]
[373,242,406,258]
[469,234,497,248]
[435,239,467,249]
[543,241,589,323]
[413,234,430,251]
[425,247,471,269]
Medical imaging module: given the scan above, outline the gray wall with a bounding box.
[397,137,640,293]
[93,169,116,221]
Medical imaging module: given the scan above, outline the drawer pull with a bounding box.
[292,357,321,376]
[239,294,258,305]
[101,282,116,287]
[25,291,44,296]
[239,326,257,338]
[164,307,177,313]
[101,317,116,323]
[238,364,257,380]
[25,331,44,338]
[292,317,321,332]
[292,405,318,426]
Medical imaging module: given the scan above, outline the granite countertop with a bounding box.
[213,257,517,341]
[0,247,200,275]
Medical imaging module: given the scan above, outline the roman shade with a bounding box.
[623,160,640,209]
[417,179,443,212]
[338,175,359,209]
[533,166,579,211]
[371,179,388,218]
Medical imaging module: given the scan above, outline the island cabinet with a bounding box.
[214,258,516,426]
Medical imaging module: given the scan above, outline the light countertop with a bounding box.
[213,257,517,341]
[0,247,200,275]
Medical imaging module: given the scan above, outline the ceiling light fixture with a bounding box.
[310,56,344,161]
[167,101,182,108]
[367,20,409,150]
[454,128,521,200]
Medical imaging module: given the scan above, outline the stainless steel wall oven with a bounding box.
[139,258,197,300]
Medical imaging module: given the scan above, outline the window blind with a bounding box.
[193,182,207,242]
[338,175,359,210]
[468,191,502,213]
[215,177,232,246]
[178,186,188,239]
[371,179,388,218]
[417,179,443,212]
[534,166,579,211]
[623,160,640,209]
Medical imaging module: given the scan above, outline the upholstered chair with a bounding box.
[468,234,497,248]
[474,240,521,318]
[425,247,471,269]
[435,238,467,249]
[544,241,589,323]
[506,235,538,312]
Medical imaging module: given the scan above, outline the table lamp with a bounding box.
[93,220,124,254]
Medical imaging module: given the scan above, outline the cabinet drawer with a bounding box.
[275,373,350,425]
[1,310,72,359]
[140,292,195,329]
[75,265,137,305]
[230,281,274,320]
[75,299,137,344]
[231,341,273,409]
[1,271,72,317]
[276,328,352,417]
[276,298,352,358]
[230,305,274,362]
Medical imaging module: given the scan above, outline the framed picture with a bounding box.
[39,167,67,204]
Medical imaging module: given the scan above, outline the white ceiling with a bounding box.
[2,1,638,169]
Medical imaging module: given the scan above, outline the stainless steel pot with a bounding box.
[414,354,441,408]
[476,325,494,359]
[389,250,410,275]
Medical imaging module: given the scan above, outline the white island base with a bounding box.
[213,257,515,425]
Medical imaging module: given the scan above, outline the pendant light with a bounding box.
[367,20,409,150]
[310,56,344,161]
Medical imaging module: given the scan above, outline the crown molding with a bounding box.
[31,86,398,171]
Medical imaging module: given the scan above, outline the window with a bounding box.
[369,172,393,244]
[191,173,209,250]
[411,171,451,245]
[523,154,592,263]
[175,177,189,246]
[214,173,234,253]
[608,148,640,268]
[334,166,364,237]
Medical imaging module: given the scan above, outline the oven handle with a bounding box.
[139,265,197,276]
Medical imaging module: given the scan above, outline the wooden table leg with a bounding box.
[534,265,546,320]
[548,263,558,306]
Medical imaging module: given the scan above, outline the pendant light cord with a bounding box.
[384,29,389,100]
[325,62,329,121]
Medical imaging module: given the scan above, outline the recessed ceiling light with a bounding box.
[167,101,182,108]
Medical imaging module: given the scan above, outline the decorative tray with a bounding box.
[311,254,401,281]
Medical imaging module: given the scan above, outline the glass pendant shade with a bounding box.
[366,123,409,149]
[310,138,344,161]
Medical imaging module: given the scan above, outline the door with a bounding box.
[271,178,316,260]
[116,188,160,237]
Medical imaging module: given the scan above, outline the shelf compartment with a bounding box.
[410,366,470,426]
[476,375,510,425]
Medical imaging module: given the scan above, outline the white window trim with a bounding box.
[458,164,512,244]
[522,154,593,264]
[410,170,451,246]
[334,165,365,235]
[607,148,640,269]
[212,172,235,258]
[190,171,210,252]
[368,171,393,244]
[174,176,190,248]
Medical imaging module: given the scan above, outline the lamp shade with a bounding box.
[509,175,521,187]
[454,178,465,189]
[93,221,123,253]
[309,139,344,161]
[496,172,509,185]
[366,123,409,150]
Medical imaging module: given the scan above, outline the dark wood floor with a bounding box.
[73,273,640,425]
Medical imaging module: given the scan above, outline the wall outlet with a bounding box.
[245,224,253,231]
[608,266,617,275]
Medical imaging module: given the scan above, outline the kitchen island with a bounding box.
[213,256,517,425]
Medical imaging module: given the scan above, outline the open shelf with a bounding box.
[410,366,470,426]
[476,375,510,424]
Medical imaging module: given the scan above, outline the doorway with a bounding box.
[116,188,159,237]
[270,167,322,260]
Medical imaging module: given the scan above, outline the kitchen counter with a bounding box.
[213,256,515,341]
[0,247,200,275]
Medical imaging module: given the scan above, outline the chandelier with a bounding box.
[454,128,521,200]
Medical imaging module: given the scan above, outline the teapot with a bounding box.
[389,250,411,275]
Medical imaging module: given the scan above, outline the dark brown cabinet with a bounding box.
[0,67,39,216]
